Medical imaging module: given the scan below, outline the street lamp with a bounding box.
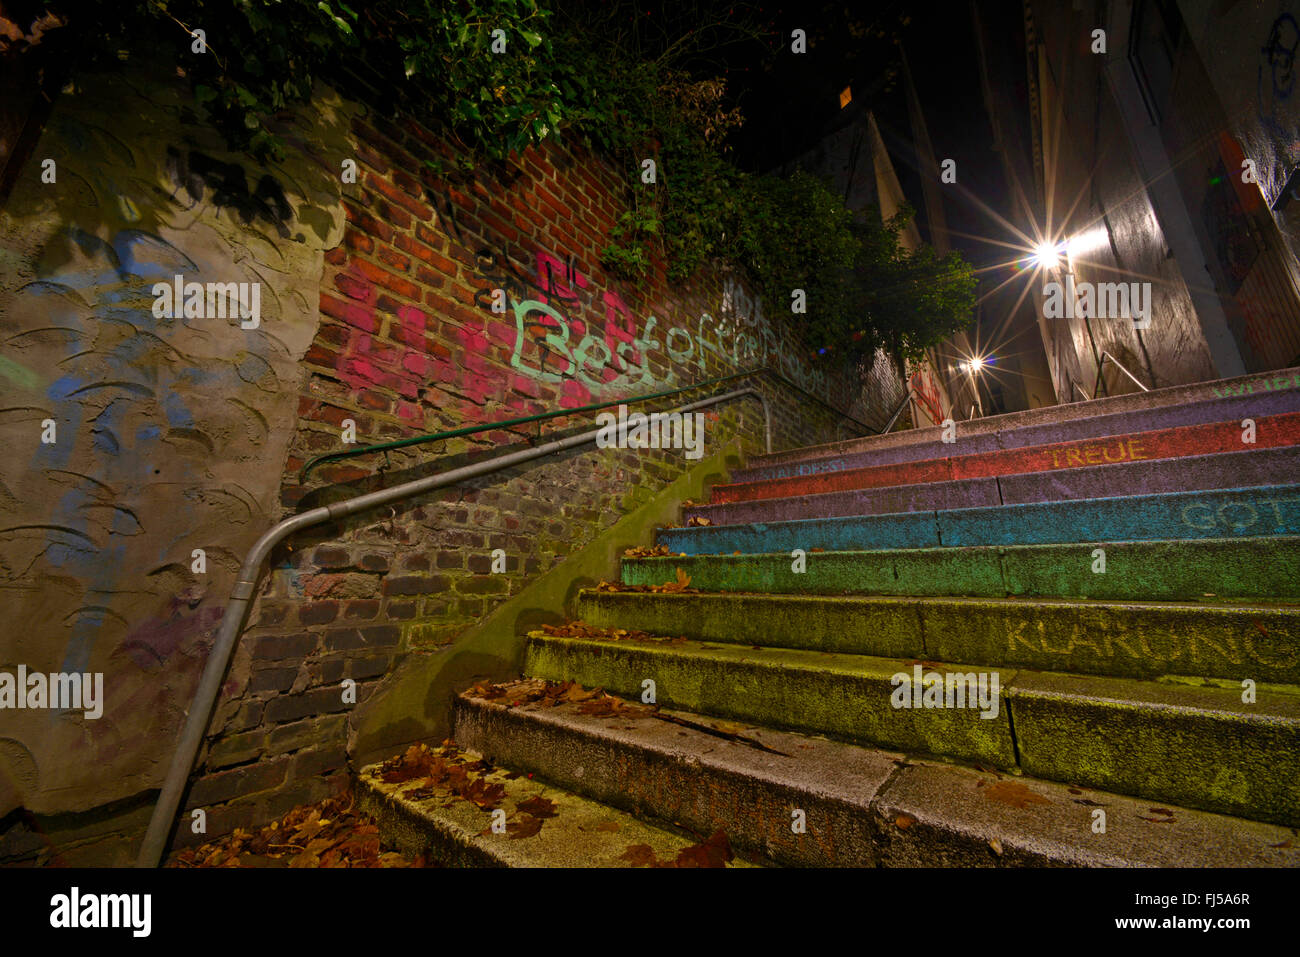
[959,354,992,417]
[1031,242,1063,269]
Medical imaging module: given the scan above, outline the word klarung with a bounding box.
[152,274,261,328]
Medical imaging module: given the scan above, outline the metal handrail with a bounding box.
[1093,350,1150,398]
[136,385,770,867]
[878,388,915,435]
[300,365,879,482]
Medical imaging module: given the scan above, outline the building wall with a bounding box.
[0,66,871,863]
[1024,0,1219,400]
[1175,0,1300,369]
[1022,0,1300,399]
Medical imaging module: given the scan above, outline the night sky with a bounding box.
[701,0,1028,269]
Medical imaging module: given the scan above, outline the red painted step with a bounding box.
[709,411,1300,505]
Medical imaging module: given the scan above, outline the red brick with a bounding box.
[392,167,425,198]
[480,209,519,244]
[344,229,374,255]
[342,200,394,243]
[414,222,447,252]
[332,272,371,302]
[357,389,391,412]
[446,186,475,213]
[402,116,444,153]
[304,344,339,368]
[318,322,349,346]
[325,246,347,266]
[415,265,447,289]
[371,195,412,231]
[321,291,378,333]
[354,259,422,301]
[365,171,434,221]
[377,245,411,272]
[354,141,389,175]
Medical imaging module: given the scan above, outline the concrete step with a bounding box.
[355,741,756,867]
[738,376,1300,483]
[710,411,1300,506]
[576,588,1300,683]
[683,449,1299,527]
[623,537,1300,604]
[751,366,1300,472]
[453,681,1300,867]
[667,483,1300,555]
[522,631,1300,826]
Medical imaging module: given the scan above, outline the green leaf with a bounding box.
[521,30,543,48]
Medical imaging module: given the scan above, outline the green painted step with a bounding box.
[577,589,1300,684]
[356,747,757,867]
[622,537,1300,603]
[454,682,1300,867]
[525,632,1019,768]
[522,631,1300,826]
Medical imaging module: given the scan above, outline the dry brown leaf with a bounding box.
[507,813,545,839]
[983,781,1051,809]
[620,843,658,867]
[669,829,733,868]
[516,796,559,819]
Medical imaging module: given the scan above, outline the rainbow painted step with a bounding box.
[709,412,1300,505]
[747,365,1300,477]
[622,536,1300,603]
[580,588,1300,683]
[684,447,1299,526]
[738,371,1300,482]
[666,483,1300,554]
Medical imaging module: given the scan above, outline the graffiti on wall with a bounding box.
[1259,13,1299,141]
[470,247,829,406]
[908,364,946,426]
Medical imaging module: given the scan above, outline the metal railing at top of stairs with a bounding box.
[1093,350,1151,398]
[138,362,906,867]
[299,365,885,482]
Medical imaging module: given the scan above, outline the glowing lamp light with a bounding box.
[1031,242,1062,269]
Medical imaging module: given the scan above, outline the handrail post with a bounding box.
[1094,351,1149,397]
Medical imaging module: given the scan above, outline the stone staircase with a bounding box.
[358,369,1300,866]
